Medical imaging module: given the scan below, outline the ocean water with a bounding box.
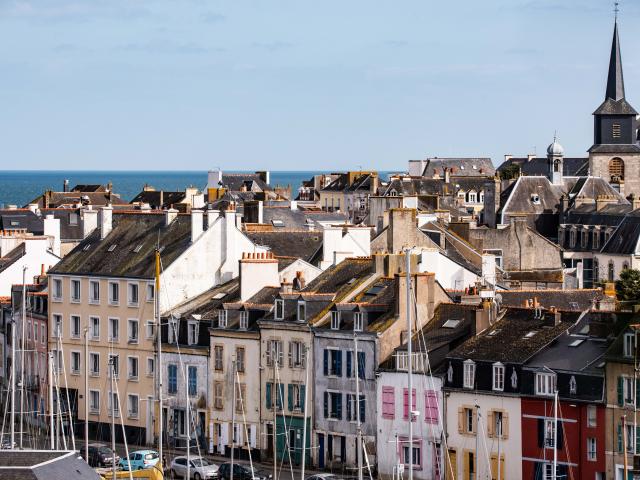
[0,171,325,207]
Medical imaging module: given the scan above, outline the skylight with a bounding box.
[524,331,537,339]
[569,339,584,347]
[212,293,227,300]
[346,278,357,285]
[133,244,143,253]
[271,220,285,227]
[443,319,461,329]
[487,329,500,337]
[366,285,384,296]
[83,244,91,251]
[107,244,117,252]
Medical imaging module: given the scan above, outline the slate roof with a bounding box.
[601,209,640,254]
[567,176,629,205]
[304,257,373,295]
[497,157,588,177]
[564,203,631,226]
[322,173,375,192]
[448,308,580,363]
[261,206,348,229]
[0,243,26,274]
[27,191,127,208]
[498,289,604,311]
[0,208,85,241]
[498,176,563,217]
[244,231,322,262]
[50,212,193,278]
[0,450,102,480]
[419,158,495,177]
[221,173,270,192]
[130,190,188,208]
[71,184,106,192]
[588,143,640,153]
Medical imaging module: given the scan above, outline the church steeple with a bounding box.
[605,20,625,101]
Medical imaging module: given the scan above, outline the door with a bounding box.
[266,423,274,459]
[446,449,457,480]
[318,434,325,469]
[340,436,346,465]
[146,395,154,445]
[289,428,298,465]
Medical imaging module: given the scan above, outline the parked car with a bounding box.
[119,450,160,471]
[306,475,336,480]
[80,443,120,467]
[0,439,16,450]
[170,456,218,479]
[217,463,271,480]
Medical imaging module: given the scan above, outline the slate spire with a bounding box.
[605,20,625,101]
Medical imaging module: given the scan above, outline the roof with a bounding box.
[304,257,373,295]
[448,308,580,363]
[498,289,604,311]
[130,190,188,208]
[221,173,269,192]
[497,157,588,177]
[322,173,375,192]
[498,176,563,217]
[50,212,193,278]
[27,191,127,208]
[601,209,640,254]
[0,243,26,275]
[0,450,102,480]
[244,231,322,262]
[605,21,626,102]
[419,158,495,177]
[564,202,631,226]
[261,206,348,230]
[169,278,240,319]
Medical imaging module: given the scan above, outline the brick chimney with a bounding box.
[239,252,279,301]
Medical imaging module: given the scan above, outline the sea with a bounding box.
[0,170,348,208]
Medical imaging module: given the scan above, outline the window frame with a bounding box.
[274,299,284,320]
[108,317,119,342]
[353,312,364,332]
[89,280,100,304]
[70,351,81,375]
[52,278,63,302]
[331,311,341,330]
[127,356,139,381]
[535,372,556,396]
[108,281,119,305]
[70,314,81,339]
[492,362,505,392]
[463,360,475,389]
[70,278,81,303]
[128,318,139,344]
[127,282,139,307]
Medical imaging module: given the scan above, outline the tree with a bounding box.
[499,164,520,181]
[615,268,640,303]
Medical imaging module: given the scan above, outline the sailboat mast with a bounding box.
[300,344,310,480]
[354,332,363,480]
[20,266,26,449]
[84,327,89,463]
[155,249,164,467]
[10,292,16,448]
[272,356,277,480]
[110,358,116,480]
[48,351,54,450]
[405,249,413,480]
[230,360,237,480]
[552,391,558,480]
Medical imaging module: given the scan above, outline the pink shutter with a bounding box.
[382,386,395,419]
[425,390,438,423]
[403,388,409,419]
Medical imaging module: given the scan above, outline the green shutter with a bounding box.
[636,380,640,408]
[618,377,624,406]
[618,424,623,453]
[278,383,284,409]
[636,424,640,454]
[288,384,294,411]
[300,385,306,411]
[266,382,272,410]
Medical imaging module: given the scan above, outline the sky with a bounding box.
[1,0,639,171]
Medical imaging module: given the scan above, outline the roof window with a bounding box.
[108,244,117,252]
[568,339,584,347]
[133,244,143,253]
[443,319,461,329]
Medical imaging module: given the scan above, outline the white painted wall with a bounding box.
[321,225,372,270]
[417,249,479,290]
[278,258,322,286]
[445,391,522,480]
[376,371,443,480]
[0,238,59,296]
[594,252,640,282]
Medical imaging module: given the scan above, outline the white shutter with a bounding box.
[209,421,214,454]
[250,424,257,448]
[220,423,229,455]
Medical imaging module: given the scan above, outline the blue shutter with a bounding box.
[336,351,342,377]
[557,421,564,450]
[323,392,328,418]
[300,385,306,411]
[278,384,285,409]
[358,352,365,379]
[266,383,272,410]
[336,393,342,419]
[618,377,624,406]
[323,350,329,376]
[346,352,352,378]
[359,395,365,422]
[288,384,294,411]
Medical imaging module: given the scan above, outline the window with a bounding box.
[128,319,139,343]
[89,390,100,414]
[531,194,541,205]
[145,320,155,339]
[146,283,154,302]
[613,123,621,138]
[325,349,342,376]
[289,341,305,368]
[70,279,81,302]
[128,356,138,380]
[619,376,635,406]
[70,315,81,338]
[187,321,199,345]
[108,354,119,378]
[535,372,556,396]
[346,350,366,378]
[168,364,177,394]
[587,437,597,461]
[71,351,80,374]
[235,347,245,373]
[89,353,100,376]
[331,311,341,330]
[188,366,197,396]
[594,258,600,280]
[275,299,284,320]
[52,278,62,301]
[168,317,177,344]
[108,282,119,305]
[89,280,100,303]
[34,321,38,342]
[543,419,557,448]
[587,405,597,427]
[214,345,224,371]
[346,394,365,422]
[214,382,224,409]
[146,357,155,377]
[581,229,588,248]
[624,332,635,358]
[324,391,342,419]
[235,383,246,413]
[593,230,600,250]
[239,311,248,330]
[382,386,395,419]
[460,407,475,434]
[463,360,475,389]
[493,411,505,438]
[290,384,305,412]
[90,316,100,340]
[402,441,421,469]
[128,394,139,419]
[608,261,615,282]
[41,324,45,345]
[108,317,119,342]
[403,388,417,421]
[297,301,306,322]
[569,229,576,248]
[492,363,505,391]
[128,283,139,306]
[267,340,283,367]
[266,382,285,410]
[353,312,364,332]
[217,310,227,328]
[52,314,62,338]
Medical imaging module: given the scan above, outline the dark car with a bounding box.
[80,443,121,467]
[217,463,271,480]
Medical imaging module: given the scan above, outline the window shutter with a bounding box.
[323,350,328,376]
[288,343,293,368]
[301,345,306,367]
[618,377,624,406]
[323,392,328,418]
[636,380,640,408]
[557,421,564,450]
[278,383,284,409]
[457,407,464,434]
[266,383,272,410]
[346,395,352,421]
[463,452,469,480]
[288,384,293,411]
[358,352,365,379]
[636,424,640,454]
[336,351,342,377]
[278,344,283,367]
[403,389,409,419]
[503,412,509,440]
[487,411,494,438]
[618,424,623,452]
[336,393,342,419]
[359,396,365,423]
[537,419,545,448]
[300,385,306,411]
[346,351,352,378]
[472,408,477,434]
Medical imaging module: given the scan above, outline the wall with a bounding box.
[594,253,640,283]
[417,249,479,291]
[589,152,640,197]
[0,238,59,296]
[321,226,371,270]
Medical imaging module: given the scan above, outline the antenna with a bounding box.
[553,130,557,143]
[614,1,619,21]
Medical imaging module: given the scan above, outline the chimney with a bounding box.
[99,205,113,240]
[27,204,39,214]
[257,201,264,224]
[280,280,293,294]
[544,307,561,327]
[43,214,61,257]
[207,209,220,228]
[63,179,69,192]
[239,252,279,301]
[504,154,512,162]
[628,193,640,210]
[443,167,450,184]
[290,200,297,211]
[293,271,306,291]
[207,169,223,189]
[164,208,178,226]
[82,206,98,238]
[159,191,164,208]
[527,154,536,162]
[191,210,204,242]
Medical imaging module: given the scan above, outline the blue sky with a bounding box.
[1,0,639,170]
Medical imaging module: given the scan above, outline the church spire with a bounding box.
[605,19,625,101]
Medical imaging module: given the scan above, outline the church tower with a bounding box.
[588,19,640,196]
[547,135,564,185]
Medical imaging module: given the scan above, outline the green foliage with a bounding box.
[615,268,640,302]
[499,164,520,180]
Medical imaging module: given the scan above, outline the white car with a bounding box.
[170,456,219,480]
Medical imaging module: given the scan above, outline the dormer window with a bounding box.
[275,299,284,320]
[623,332,635,358]
[353,312,364,332]
[531,194,541,205]
[463,360,475,389]
[492,363,505,392]
[218,309,227,328]
[187,321,199,345]
[297,301,306,322]
[240,311,248,330]
[331,311,341,330]
[168,316,177,344]
[535,372,556,396]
